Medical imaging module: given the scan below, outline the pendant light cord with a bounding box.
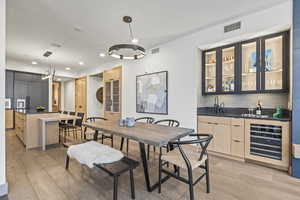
[128,23,134,40]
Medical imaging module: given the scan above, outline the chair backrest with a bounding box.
[86,117,108,122]
[170,134,213,168]
[75,112,85,127]
[68,111,76,124]
[154,119,180,127]
[135,117,155,124]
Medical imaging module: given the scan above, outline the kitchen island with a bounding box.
[15,109,59,150]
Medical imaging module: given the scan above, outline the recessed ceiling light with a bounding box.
[32,61,38,65]
[132,38,139,44]
[99,53,106,57]
[79,61,84,65]
[65,67,71,70]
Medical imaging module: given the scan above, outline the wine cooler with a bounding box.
[250,124,282,160]
[245,119,290,171]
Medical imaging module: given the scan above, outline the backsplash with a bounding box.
[198,93,289,109]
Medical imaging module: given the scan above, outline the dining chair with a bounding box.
[66,112,76,139]
[120,117,155,155]
[146,119,180,159]
[67,112,85,140]
[84,117,114,147]
[59,111,69,143]
[158,134,213,200]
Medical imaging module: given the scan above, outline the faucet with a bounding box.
[214,96,219,113]
[213,96,225,113]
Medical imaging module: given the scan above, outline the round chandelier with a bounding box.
[108,16,146,60]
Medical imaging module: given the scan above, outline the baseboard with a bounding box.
[0,182,8,197]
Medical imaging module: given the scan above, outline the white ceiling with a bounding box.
[6,0,288,73]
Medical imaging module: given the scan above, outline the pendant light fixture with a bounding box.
[108,16,146,60]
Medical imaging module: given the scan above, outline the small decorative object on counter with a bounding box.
[36,106,45,112]
[273,107,284,118]
[256,100,262,115]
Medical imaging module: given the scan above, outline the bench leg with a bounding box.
[113,176,119,200]
[129,169,135,199]
[65,155,70,170]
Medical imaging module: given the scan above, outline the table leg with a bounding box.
[93,130,99,141]
[42,121,46,151]
[139,143,170,192]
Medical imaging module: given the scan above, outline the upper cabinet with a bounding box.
[202,31,289,95]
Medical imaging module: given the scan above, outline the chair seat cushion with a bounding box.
[67,141,124,168]
[161,145,207,170]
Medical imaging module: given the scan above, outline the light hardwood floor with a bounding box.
[2,130,300,200]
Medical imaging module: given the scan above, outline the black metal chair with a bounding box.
[59,111,69,143]
[158,134,213,200]
[84,117,114,147]
[66,152,139,200]
[65,111,77,139]
[67,112,85,140]
[120,117,155,155]
[146,119,180,159]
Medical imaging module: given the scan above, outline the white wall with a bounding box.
[87,75,104,118]
[0,0,7,196]
[63,80,75,112]
[77,1,292,130]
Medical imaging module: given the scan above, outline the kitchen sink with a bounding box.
[241,113,269,118]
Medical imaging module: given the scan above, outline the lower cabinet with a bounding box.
[198,116,291,171]
[198,116,239,157]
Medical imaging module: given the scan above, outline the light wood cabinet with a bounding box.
[104,66,122,121]
[5,109,14,129]
[198,116,291,171]
[198,121,214,150]
[15,111,59,149]
[75,77,87,115]
[214,123,231,154]
[198,116,245,159]
[198,116,233,155]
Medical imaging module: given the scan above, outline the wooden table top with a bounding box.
[83,121,194,147]
[39,114,80,122]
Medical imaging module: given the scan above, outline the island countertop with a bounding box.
[14,109,58,115]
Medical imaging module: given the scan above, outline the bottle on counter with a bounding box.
[256,100,262,115]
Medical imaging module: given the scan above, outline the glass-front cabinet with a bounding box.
[221,46,236,93]
[241,40,259,92]
[203,50,217,93]
[202,31,289,95]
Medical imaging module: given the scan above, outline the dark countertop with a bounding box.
[197,107,291,122]
[14,109,58,115]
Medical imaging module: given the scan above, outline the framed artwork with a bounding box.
[136,71,168,115]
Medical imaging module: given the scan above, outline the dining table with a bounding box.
[83,120,194,192]
[39,113,81,151]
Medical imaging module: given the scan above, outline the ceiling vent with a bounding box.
[224,21,241,33]
[151,48,160,54]
[43,51,53,57]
